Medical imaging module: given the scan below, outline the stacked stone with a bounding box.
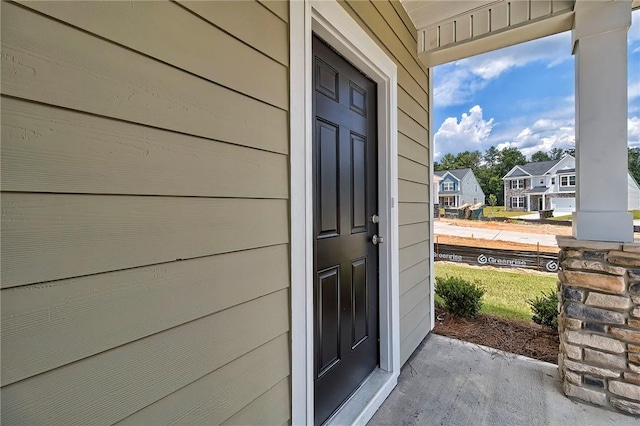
[557,237,640,417]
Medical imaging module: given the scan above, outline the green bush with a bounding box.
[435,276,485,318]
[527,290,558,329]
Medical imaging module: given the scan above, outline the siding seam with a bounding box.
[389,0,418,42]
[342,2,429,98]
[114,330,290,424]
[10,1,289,112]
[0,242,289,290]
[398,154,430,169]
[172,0,289,68]
[398,129,428,149]
[219,375,290,424]
[0,94,288,156]
[2,290,291,389]
[369,0,427,74]
[400,294,429,320]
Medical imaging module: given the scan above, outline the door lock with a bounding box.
[371,214,380,224]
[372,235,384,245]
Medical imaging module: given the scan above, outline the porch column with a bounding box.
[527,194,531,212]
[572,0,633,242]
[542,193,546,211]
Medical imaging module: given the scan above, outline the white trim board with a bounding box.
[290,1,400,424]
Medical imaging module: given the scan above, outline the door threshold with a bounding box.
[324,368,398,426]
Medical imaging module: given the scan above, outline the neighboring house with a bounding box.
[629,173,640,210]
[1,1,637,424]
[504,155,640,212]
[433,173,442,209]
[435,168,486,207]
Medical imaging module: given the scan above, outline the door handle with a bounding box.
[372,235,384,245]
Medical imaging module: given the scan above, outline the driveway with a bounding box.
[434,221,559,247]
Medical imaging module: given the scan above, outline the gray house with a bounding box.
[435,168,485,207]
[504,155,640,212]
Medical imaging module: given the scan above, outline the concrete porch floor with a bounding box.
[368,334,637,425]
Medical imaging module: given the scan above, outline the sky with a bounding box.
[433,10,640,161]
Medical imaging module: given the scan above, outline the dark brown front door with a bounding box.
[312,36,379,426]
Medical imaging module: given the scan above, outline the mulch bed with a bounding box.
[433,307,560,364]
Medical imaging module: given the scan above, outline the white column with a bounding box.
[527,194,531,212]
[542,194,546,211]
[572,0,633,242]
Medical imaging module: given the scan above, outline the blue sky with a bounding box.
[433,10,640,160]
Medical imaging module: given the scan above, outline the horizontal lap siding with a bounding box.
[342,0,432,365]
[0,1,291,424]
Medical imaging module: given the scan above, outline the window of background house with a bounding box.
[560,175,576,186]
[443,181,454,191]
[511,179,524,189]
[512,196,525,208]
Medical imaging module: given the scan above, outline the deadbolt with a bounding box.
[371,214,380,224]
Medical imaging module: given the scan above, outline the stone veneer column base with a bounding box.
[557,236,640,417]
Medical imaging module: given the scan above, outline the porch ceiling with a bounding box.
[400,0,640,67]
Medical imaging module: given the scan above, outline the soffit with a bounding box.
[400,0,576,67]
[400,0,639,67]
[400,0,496,31]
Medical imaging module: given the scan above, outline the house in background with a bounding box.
[433,173,442,213]
[435,168,485,207]
[504,155,640,213]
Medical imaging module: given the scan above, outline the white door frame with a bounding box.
[290,1,400,424]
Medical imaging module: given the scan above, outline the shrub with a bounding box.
[435,276,485,318]
[527,290,558,329]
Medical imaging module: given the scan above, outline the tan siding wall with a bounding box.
[342,0,432,365]
[1,1,290,424]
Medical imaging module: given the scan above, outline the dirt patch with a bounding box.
[441,218,572,236]
[434,307,560,364]
[435,235,560,253]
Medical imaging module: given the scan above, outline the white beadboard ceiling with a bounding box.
[400,0,496,31]
[400,0,640,33]
[399,0,640,67]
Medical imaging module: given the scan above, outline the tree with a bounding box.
[629,147,640,184]
[436,153,457,171]
[530,151,551,162]
[455,150,483,173]
[549,147,566,160]
[483,146,500,168]
[488,194,497,206]
[496,147,527,179]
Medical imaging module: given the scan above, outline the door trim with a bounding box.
[290,1,400,424]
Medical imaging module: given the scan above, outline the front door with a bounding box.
[312,36,379,426]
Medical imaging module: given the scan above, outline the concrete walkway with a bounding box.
[434,221,559,247]
[369,334,636,426]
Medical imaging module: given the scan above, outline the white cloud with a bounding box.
[434,105,495,158]
[434,31,572,107]
[497,118,575,158]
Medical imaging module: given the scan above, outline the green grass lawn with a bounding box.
[549,214,572,221]
[482,206,527,218]
[633,210,640,220]
[435,263,557,321]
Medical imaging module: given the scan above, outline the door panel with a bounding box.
[313,36,379,426]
